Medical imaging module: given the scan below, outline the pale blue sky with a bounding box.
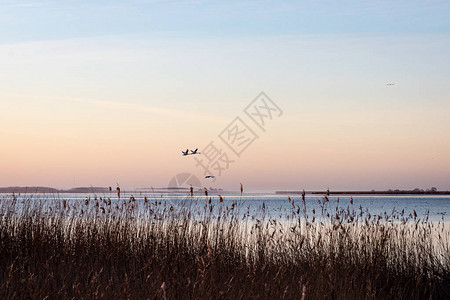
[1,1,450,43]
[1,1,450,190]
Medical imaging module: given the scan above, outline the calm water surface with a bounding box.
[2,192,449,222]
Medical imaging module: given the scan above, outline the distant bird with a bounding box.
[182,149,189,156]
[205,175,215,179]
[386,83,395,86]
[190,148,200,154]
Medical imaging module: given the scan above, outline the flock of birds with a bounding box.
[181,148,215,179]
[182,148,200,156]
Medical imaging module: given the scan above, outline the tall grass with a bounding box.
[0,193,449,299]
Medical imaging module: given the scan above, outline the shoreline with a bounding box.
[1,186,450,195]
[276,190,450,195]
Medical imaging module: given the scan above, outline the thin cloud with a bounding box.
[0,93,228,124]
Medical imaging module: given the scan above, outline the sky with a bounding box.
[1,0,450,191]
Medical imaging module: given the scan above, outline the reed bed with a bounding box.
[0,193,449,299]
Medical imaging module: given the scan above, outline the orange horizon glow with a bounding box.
[1,34,450,191]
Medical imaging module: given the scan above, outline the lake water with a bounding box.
[2,192,449,222]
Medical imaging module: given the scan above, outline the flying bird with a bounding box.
[190,148,200,154]
[205,175,215,179]
[386,83,395,86]
[182,149,189,156]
